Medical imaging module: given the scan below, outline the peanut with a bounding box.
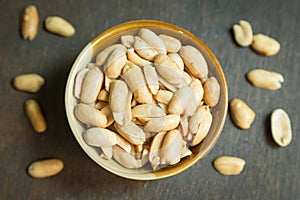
[13,73,45,93]
[45,16,75,37]
[25,99,47,133]
[233,20,253,47]
[251,33,280,56]
[22,5,39,40]
[28,159,63,178]
[247,68,284,90]
[230,98,255,129]
[271,108,292,147]
[213,156,246,175]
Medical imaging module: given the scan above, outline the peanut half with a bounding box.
[230,98,255,129]
[251,33,280,56]
[45,16,75,37]
[233,20,253,47]
[25,99,47,133]
[28,159,64,178]
[271,108,292,147]
[213,156,246,175]
[22,5,39,40]
[247,68,284,90]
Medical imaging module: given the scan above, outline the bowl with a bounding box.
[65,20,228,180]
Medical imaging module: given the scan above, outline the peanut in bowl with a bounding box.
[65,20,228,180]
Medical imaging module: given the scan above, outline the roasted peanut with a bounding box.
[45,16,75,37]
[13,73,45,93]
[203,76,220,107]
[230,98,255,129]
[213,156,246,175]
[251,33,280,56]
[22,5,39,40]
[28,159,64,178]
[271,109,292,147]
[247,68,284,90]
[25,99,47,133]
[233,20,253,47]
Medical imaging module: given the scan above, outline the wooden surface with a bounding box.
[1,0,299,199]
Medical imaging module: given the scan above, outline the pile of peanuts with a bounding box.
[73,28,221,169]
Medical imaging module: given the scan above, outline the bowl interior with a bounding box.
[65,20,228,180]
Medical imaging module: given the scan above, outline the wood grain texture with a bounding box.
[0,0,299,199]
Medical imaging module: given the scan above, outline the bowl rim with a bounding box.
[65,19,228,180]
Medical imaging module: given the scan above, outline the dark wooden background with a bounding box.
[0,0,299,199]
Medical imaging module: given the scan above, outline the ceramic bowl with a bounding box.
[65,20,228,180]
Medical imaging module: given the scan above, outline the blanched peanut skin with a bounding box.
[13,73,45,93]
[22,5,39,40]
[25,99,47,133]
[28,159,64,178]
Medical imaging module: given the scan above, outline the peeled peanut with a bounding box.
[74,68,89,98]
[104,46,127,79]
[74,103,107,128]
[121,63,153,104]
[138,28,167,54]
[127,48,152,66]
[114,121,146,145]
[22,5,39,40]
[159,34,182,53]
[247,69,284,90]
[154,89,173,105]
[143,65,159,95]
[25,99,47,133]
[213,156,246,175]
[233,20,253,47]
[203,76,220,107]
[154,54,186,88]
[230,98,255,129]
[80,66,104,104]
[132,104,166,118]
[251,33,280,56]
[180,45,208,82]
[113,145,142,169]
[45,16,75,37]
[168,87,197,116]
[13,73,45,93]
[190,78,204,106]
[271,109,292,147]
[160,130,183,165]
[189,106,212,146]
[96,44,125,66]
[144,114,180,133]
[167,53,184,71]
[83,127,118,147]
[121,35,135,48]
[134,36,158,61]
[149,132,166,170]
[28,159,64,178]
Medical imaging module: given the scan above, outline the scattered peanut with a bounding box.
[13,73,45,93]
[251,33,280,56]
[45,16,75,37]
[230,98,255,129]
[25,99,47,133]
[73,28,221,170]
[271,109,292,147]
[28,159,64,178]
[213,156,246,175]
[21,5,39,40]
[247,68,284,90]
[233,20,253,47]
